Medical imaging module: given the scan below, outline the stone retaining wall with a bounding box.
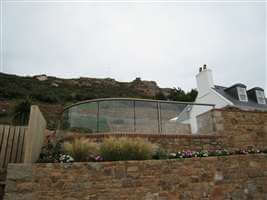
[65,134,225,152]
[64,109,267,152]
[212,109,267,149]
[4,154,267,200]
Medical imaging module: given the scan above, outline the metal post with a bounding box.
[159,103,162,133]
[133,100,136,132]
[156,102,161,134]
[97,102,100,133]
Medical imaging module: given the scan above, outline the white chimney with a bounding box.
[196,65,214,97]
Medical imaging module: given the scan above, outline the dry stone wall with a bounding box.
[212,109,267,149]
[4,154,267,200]
[74,133,225,152]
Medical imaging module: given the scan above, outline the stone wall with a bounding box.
[2,109,267,200]
[212,109,267,149]
[4,154,267,200]
[64,133,225,152]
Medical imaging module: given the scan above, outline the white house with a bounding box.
[178,65,267,134]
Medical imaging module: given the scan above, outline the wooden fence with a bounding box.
[0,125,27,168]
[0,105,47,168]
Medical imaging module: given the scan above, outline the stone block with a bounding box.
[6,164,32,181]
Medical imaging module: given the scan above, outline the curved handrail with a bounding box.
[63,98,215,111]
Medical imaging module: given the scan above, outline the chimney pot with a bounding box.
[203,64,207,70]
[199,67,202,72]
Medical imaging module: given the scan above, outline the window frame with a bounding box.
[255,90,266,104]
[237,87,248,102]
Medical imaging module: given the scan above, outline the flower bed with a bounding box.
[38,137,267,163]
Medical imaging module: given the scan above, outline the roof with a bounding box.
[213,85,267,111]
[224,83,247,91]
[248,87,264,92]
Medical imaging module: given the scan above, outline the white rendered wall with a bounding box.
[196,69,214,97]
[190,89,230,134]
[190,67,233,134]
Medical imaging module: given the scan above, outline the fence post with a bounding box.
[23,105,46,163]
[157,102,162,134]
[97,102,100,133]
[133,100,136,132]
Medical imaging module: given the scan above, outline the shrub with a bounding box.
[99,137,154,161]
[152,147,168,160]
[33,91,59,103]
[12,97,32,125]
[38,141,63,163]
[0,110,8,118]
[63,138,99,162]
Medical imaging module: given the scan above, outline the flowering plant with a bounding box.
[59,154,74,163]
[165,148,262,160]
[38,141,63,163]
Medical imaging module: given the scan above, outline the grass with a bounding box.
[99,137,156,161]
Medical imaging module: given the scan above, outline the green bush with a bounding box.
[99,137,155,161]
[33,91,59,103]
[152,147,169,160]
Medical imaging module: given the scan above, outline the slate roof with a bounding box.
[213,85,267,111]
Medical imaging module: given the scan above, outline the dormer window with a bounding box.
[256,90,266,104]
[237,87,248,102]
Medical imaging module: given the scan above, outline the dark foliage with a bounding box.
[12,97,32,125]
[167,87,198,102]
[37,141,63,163]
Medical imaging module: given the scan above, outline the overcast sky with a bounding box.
[0,1,266,91]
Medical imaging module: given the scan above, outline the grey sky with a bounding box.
[1,1,266,91]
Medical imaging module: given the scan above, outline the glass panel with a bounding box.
[195,105,214,134]
[66,102,98,133]
[99,100,134,132]
[160,103,190,134]
[59,99,215,135]
[61,109,70,130]
[135,101,158,133]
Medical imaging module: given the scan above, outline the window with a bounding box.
[237,87,248,102]
[256,90,266,104]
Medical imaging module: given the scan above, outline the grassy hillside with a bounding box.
[0,73,197,130]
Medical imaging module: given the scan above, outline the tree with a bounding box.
[187,89,198,102]
[167,87,198,102]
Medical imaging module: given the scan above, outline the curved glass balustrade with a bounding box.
[59,98,215,134]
